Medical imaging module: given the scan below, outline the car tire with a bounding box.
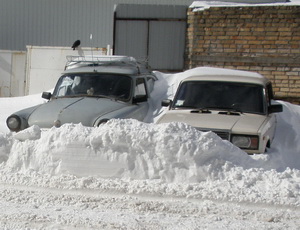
[98,119,110,126]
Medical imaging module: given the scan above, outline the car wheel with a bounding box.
[98,119,110,126]
[264,141,271,153]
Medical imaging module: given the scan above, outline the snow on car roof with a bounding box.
[182,67,269,86]
[65,55,137,69]
[63,65,141,75]
[67,55,136,62]
[63,55,152,75]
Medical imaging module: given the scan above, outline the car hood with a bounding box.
[157,110,267,134]
[28,97,128,128]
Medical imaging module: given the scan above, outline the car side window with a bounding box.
[56,76,75,96]
[135,78,147,97]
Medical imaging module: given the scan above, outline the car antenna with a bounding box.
[90,33,95,69]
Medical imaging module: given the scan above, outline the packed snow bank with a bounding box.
[254,101,300,172]
[1,119,300,206]
[2,120,250,182]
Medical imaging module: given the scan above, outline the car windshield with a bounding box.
[52,73,132,101]
[172,81,266,114]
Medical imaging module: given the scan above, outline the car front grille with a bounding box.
[213,131,230,140]
[196,128,230,140]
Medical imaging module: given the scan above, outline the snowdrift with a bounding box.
[0,115,300,206]
[1,120,251,182]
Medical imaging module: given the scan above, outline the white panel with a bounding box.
[0,53,12,97]
[11,52,26,97]
[148,21,186,70]
[115,20,148,60]
[25,46,106,95]
[0,51,26,97]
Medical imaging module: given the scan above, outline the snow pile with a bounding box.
[2,120,250,183]
[0,101,300,206]
[266,102,300,171]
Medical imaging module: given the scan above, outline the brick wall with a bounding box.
[185,5,300,103]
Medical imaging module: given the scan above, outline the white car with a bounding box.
[157,67,283,154]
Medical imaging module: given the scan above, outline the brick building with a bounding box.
[185,4,300,103]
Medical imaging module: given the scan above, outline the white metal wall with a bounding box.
[25,46,106,95]
[0,0,194,51]
[0,51,26,97]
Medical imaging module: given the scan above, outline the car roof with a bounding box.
[182,67,270,86]
[63,65,142,75]
[63,55,152,76]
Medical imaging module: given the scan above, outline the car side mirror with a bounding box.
[161,99,172,107]
[133,95,147,104]
[268,104,283,113]
[42,92,52,100]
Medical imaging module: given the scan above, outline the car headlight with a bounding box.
[6,115,22,132]
[231,135,259,150]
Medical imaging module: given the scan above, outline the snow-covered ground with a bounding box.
[0,66,300,229]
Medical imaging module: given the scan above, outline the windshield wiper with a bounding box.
[91,94,130,102]
[174,105,197,109]
[191,106,243,115]
[87,94,113,99]
[216,106,243,115]
[173,105,212,113]
[190,107,212,113]
[60,94,115,100]
[174,105,243,114]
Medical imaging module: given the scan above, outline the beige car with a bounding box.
[157,67,283,154]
